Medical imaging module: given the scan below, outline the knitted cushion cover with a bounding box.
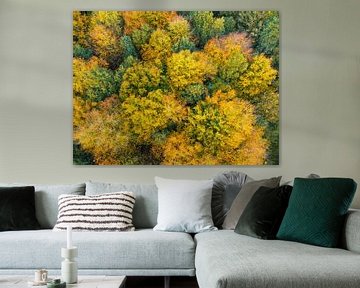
[53,192,135,231]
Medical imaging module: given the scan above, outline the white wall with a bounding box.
[0,0,359,208]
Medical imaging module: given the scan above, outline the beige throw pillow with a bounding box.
[222,177,281,230]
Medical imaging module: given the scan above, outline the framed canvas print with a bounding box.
[73,11,279,165]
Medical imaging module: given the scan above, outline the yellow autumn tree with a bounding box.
[73,96,97,128]
[87,11,124,67]
[141,29,172,63]
[161,90,267,165]
[73,11,91,48]
[89,11,123,34]
[121,89,187,143]
[73,56,118,102]
[168,16,192,43]
[204,33,252,84]
[239,54,277,97]
[120,61,162,98]
[73,97,131,165]
[73,57,106,97]
[89,24,122,66]
[122,11,176,35]
[167,50,216,90]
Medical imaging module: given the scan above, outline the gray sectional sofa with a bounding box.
[1,181,360,288]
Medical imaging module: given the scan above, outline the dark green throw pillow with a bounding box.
[277,178,357,247]
[235,185,293,239]
[0,186,41,231]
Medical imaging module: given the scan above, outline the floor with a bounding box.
[126,276,199,288]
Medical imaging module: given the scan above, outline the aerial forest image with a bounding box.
[73,11,280,165]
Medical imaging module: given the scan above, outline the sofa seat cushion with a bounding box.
[0,229,195,270]
[195,230,360,288]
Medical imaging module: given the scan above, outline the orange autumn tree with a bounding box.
[73,11,279,165]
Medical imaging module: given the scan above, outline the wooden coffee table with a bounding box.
[0,275,126,288]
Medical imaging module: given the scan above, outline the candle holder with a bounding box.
[61,247,78,284]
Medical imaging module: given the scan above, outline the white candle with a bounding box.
[67,225,72,249]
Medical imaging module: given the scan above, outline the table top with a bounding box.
[0,275,126,288]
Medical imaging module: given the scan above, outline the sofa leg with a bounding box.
[164,276,170,288]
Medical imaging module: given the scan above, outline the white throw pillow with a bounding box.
[53,192,135,232]
[153,177,217,233]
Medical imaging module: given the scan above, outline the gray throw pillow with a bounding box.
[222,176,281,230]
[153,177,217,233]
[212,171,252,228]
[0,183,85,228]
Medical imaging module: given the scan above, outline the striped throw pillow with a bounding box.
[53,192,135,231]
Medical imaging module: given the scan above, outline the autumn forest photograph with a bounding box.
[73,11,280,165]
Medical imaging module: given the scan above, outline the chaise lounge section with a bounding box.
[195,216,360,288]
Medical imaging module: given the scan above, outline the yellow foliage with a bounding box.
[204,33,252,66]
[141,29,172,62]
[89,11,122,34]
[161,132,204,165]
[73,11,279,165]
[89,24,122,63]
[204,33,253,84]
[161,90,267,165]
[143,11,177,29]
[74,97,130,165]
[73,96,98,128]
[168,16,191,43]
[219,127,268,165]
[121,89,187,142]
[73,56,107,97]
[122,11,176,35]
[73,11,90,47]
[240,54,277,96]
[167,50,217,90]
[120,62,162,98]
[121,11,145,34]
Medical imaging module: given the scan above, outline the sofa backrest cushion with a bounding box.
[0,183,86,229]
[86,181,158,229]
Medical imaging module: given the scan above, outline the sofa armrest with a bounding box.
[342,209,360,253]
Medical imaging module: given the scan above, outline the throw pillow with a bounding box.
[0,186,41,231]
[53,192,136,231]
[222,176,281,230]
[212,171,251,228]
[153,177,217,233]
[235,185,293,239]
[277,178,357,247]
